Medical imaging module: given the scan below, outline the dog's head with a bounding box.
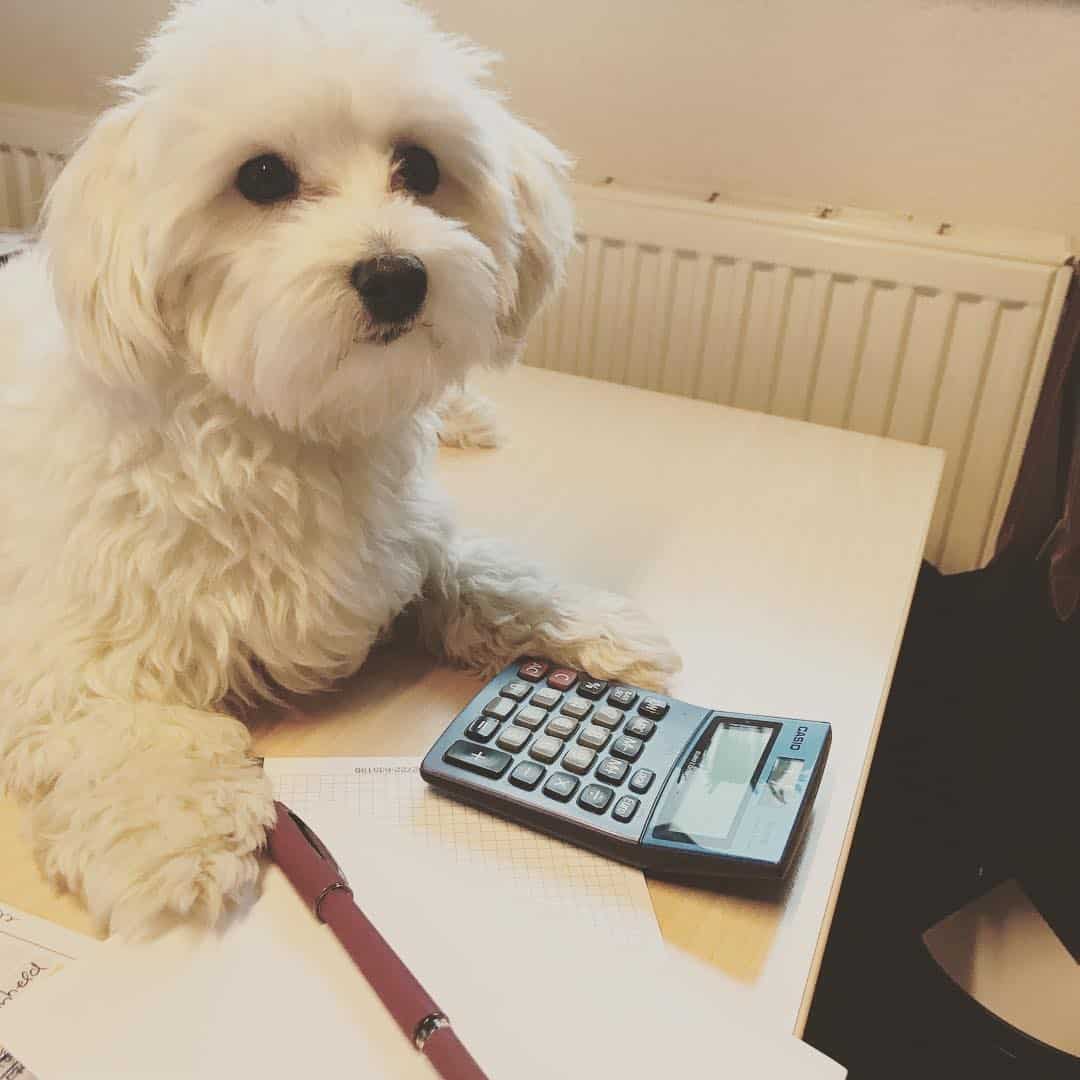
[44,0,573,439]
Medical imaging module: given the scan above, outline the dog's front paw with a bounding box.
[434,384,503,448]
[548,588,682,691]
[29,709,275,937]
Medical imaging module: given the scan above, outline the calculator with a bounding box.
[420,659,831,881]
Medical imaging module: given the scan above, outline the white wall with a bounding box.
[2,0,1080,242]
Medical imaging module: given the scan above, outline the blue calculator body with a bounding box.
[420,659,831,880]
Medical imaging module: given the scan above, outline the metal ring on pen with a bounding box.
[414,1012,450,1051]
[313,881,352,922]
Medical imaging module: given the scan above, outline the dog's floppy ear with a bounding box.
[43,103,171,394]
[497,116,575,364]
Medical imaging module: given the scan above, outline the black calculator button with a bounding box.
[482,697,516,721]
[578,678,609,700]
[530,735,563,763]
[562,746,596,774]
[543,772,579,801]
[629,768,655,793]
[501,680,531,701]
[597,757,629,784]
[444,740,512,778]
[625,716,655,741]
[518,659,549,682]
[546,668,578,691]
[515,705,547,730]
[638,697,669,720]
[578,784,614,814]
[611,735,644,761]
[559,696,592,721]
[612,796,640,823]
[577,724,609,751]
[509,761,545,790]
[496,724,531,753]
[544,715,578,740]
[465,717,499,743]
[592,705,623,729]
[531,687,562,710]
[607,687,638,710]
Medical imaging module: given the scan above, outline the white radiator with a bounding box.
[0,142,65,230]
[1,129,1071,573]
[530,183,1073,572]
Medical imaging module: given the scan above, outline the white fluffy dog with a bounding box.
[0,0,678,935]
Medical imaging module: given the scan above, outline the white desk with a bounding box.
[0,363,942,1038]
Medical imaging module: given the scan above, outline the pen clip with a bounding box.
[284,807,352,922]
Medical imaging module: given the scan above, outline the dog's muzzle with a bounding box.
[350,254,427,333]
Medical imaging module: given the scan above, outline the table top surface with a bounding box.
[0,364,942,1037]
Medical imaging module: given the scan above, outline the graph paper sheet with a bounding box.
[264,756,662,948]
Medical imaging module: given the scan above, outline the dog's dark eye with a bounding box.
[236,153,298,204]
[391,144,439,196]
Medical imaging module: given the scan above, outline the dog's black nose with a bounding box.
[350,254,427,324]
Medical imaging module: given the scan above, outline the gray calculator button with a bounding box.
[560,696,592,720]
[482,697,516,721]
[543,771,579,801]
[496,724,532,753]
[612,796,640,822]
[443,740,512,779]
[530,735,563,763]
[465,716,499,743]
[509,761,545,790]
[577,724,609,750]
[607,687,638,710]
[629,768,655,793]
[562,746,596,774]
[531,687,563,710]
[578,784,614,813]
[611,735,644,761]
[638,697,669,720]
[515,705,547,729]
[545,715,578,740]
[597,757,629,784]
[593,705,623,729]
[625,716,655,741]
[501,680,532,701]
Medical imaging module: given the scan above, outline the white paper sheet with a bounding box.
[0,903,98,1080]
[0,808,844,1078]
[265,756,662,948]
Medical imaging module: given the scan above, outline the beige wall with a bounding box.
[6,1,1080,243]
[3,0,1080,240]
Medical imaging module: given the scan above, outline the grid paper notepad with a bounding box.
[264,756,662,947]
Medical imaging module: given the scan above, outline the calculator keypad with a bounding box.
[439,664,685,830]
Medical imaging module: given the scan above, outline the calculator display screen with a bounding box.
[651,716,779,849]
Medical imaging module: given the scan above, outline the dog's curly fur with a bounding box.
[0,0,679,936]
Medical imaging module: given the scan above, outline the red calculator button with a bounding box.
[518,659,549,682]
[547,668,578,691]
